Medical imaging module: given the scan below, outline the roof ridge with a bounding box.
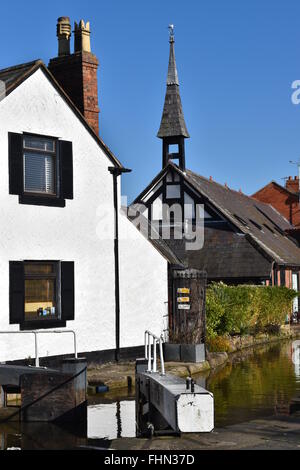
[186,168,291,214]
[0,59,123,169]
[0,59,43,75]
[252,180,298,199]
[186,168,243,195]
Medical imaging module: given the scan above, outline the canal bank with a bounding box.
[110,412,300,450]
[87,325,300,392]
[1,337,300,448]
[91,337,300,448]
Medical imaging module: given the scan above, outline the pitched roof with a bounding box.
[182,167,300,266]
[157,37,189,139]
[0,60,41,95]
[163,226,273,279]
[123,208,183,266]
[252,180,298,199]
[0,60,123,169]
[134,162,300,269]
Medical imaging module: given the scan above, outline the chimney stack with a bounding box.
[286,176,300,194]
[48,17,100,135]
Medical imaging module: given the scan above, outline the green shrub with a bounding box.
[206,283,297,340]
[206,335,233,353]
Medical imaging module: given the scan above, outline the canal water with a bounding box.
[0,339,300,449]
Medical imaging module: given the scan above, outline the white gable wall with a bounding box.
[119,211,168,348]
[0,68,168,361]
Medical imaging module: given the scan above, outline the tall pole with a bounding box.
[109,166,131,362]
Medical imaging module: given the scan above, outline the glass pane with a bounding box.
[24,136,55,152]
[166,184,181,199]
[166,172,173,182]
[152,193,163,220]
[184,192,195,219]
[24,264,54,275]
[24,153,56,194]
[25,278,57,321]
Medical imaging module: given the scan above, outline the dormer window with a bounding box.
[8,132,73,207]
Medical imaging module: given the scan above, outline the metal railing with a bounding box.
[144,330,165,375]
[0,330,77,367]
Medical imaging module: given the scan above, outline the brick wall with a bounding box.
[48,51,99,135]
[286,176,299,194]
[252,182,300,228]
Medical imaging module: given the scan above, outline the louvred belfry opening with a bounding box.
[48,17,100,136]
[157,25,189,170]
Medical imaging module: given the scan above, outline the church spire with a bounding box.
[157,25,189,170]
[166,28,179,86]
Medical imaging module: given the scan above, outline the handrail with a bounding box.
[0,330,77,367]
[144,330,165,375]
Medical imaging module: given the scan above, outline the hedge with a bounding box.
[206,282,298,339]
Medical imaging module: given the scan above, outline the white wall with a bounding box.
[0,67,168,362]
[119,211,168,349]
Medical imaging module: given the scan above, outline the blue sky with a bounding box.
[2,0,300,201]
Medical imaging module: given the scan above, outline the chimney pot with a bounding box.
[56,17,71,56]
[49,17,100,135]
[74,19,91,53]
[285,175,299,193]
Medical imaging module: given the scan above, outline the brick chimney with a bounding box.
[285,176,299,194]
[48,17,100,135]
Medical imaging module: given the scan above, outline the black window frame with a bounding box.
[20,133,63,207]
[24,261,61,328]
[8,132,73,208]
[9,260,75,330]
[23,134,58,198]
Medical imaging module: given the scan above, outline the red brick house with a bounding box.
[252,177,300,227]
[252,177,300,246]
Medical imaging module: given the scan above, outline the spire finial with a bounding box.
[166,25,179,86]
[168,24,174,43]
[157,26,189,141]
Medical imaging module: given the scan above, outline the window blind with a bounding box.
[24,152,55,194]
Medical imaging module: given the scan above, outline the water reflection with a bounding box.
[0,340,300,448]
[0,399,136,449]
[88,400,135,440]
[197,341,300,427]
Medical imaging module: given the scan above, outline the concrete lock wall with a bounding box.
[0,68,168,362]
